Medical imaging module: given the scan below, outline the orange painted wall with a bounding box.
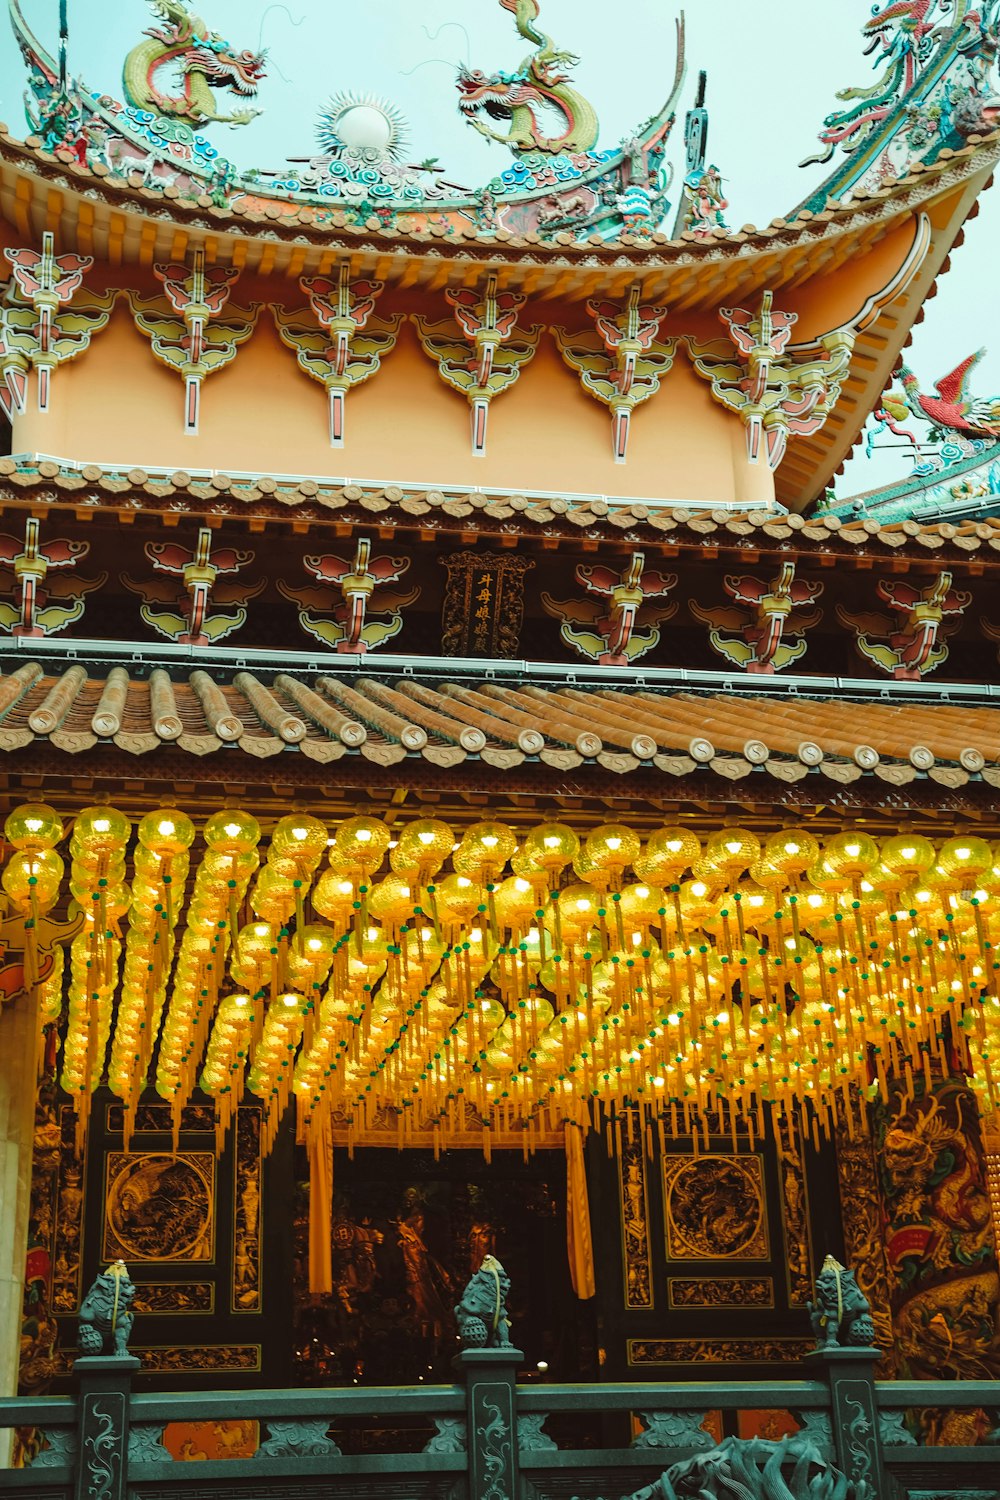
[7,217,925,507]
[11,294,775,508]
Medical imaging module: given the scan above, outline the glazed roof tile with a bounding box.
[1,118,996,283]
[4,459,1000,562]
[1,661,996,790]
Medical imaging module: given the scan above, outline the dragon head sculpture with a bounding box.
[125,0,267,127]
[455,0,598,156]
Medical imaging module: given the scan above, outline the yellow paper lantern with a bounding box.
[635,827,701,884]
[271,813,328,863]
[584,824,641,882]
[203,810,261,854]
[137,809,195,856]
[334,816,392,872]
[879,834,936,885]
[761,828,819,878]
[2,848,64,911]
[390,819,453,877]
[454,820,517,880]
[700,827,761,881]
[5,803,63,851]
[523,822,580,876]
[935,835,993,885]
[821,831,879,881]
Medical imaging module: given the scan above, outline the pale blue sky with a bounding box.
[2,0,998,498]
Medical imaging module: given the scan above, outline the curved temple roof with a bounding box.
[6,0,1000,250]
[1,1,999,511]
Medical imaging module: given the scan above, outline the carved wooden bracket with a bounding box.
[1,232,116,413]
[0,516,104,637]
[278,537,419,653]
[837,571,971,679]
[542,550,677,666]
[272,265,401,446]
[686,291,855,469]
[554,284,677,462]
[414,274,540,455]
[122,527,262,647]
[690,561,824,674]
[128,248,257,434]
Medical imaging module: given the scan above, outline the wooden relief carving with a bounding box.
[619,1135,653,1308]
[53,1107,86,1312]
[102,1151,215,1262]
[778,1124,814,1306]
[129,1345,261,1374]
[131,1283,214,1314]
[835,1119,897,1373]
[662,1154,768,1261]
[669,1277,774,1308]
[629,1337,812,1365]
[233,1105,262,1312]
[440,552,534,658]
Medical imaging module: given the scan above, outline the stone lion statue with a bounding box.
[78,1260,136,1356]
[808,1254,876,1351]
[454,1253,511,1349]
[624,1435,871,1500]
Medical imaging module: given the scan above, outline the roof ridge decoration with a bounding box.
[122,0,266,128]
[689,562,824,676]
[127,247,259,433]
[8,0,688,243]
[836,569,971,679]
[414,274,541,456]
[1,231,115,416]
[897,348,1000,440]
[554,285,678,463]
[795,0,1000,213]
[456,0,599,157]
[272,268,402,448]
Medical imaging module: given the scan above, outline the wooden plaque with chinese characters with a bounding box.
[440,552,534,658]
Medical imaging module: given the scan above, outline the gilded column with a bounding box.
[0,989,40,1465]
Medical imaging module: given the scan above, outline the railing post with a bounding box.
[806,1346,885,1498]
[74,1354,140,1500]
[454,1344,523,1500]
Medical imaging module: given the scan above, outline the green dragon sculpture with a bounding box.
[456,0,599,156]
[122,0,266,128]
[803,0,974,165]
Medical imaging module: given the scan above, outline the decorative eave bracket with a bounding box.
[690,561,824,674]
[122,527,262,647]
[127,248,258,434]
[414,274,540,456]
[837,571,970,679]
[272,266,401,447]
[542,550,677,666]
[278,537,419,653]
[2,231,115,415]
[554,284,677,462]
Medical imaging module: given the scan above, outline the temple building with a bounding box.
[1,0,1000,1495]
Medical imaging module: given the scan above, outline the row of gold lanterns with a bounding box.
[2,804,999,1155]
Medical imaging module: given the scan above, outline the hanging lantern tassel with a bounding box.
[25,878,39,991]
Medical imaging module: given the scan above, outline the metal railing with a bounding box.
[2,1348,999,1499]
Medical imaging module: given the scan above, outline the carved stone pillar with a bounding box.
[0,989,40,1465]
[805,1346,885,1498]
[455,1345,523,1500]
[75,1355,141,1500]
